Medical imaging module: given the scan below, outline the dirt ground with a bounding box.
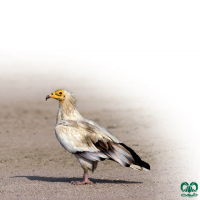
[0,62,199,199]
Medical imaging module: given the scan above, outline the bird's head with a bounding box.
[46,89,66,102]
[46,89,76,107]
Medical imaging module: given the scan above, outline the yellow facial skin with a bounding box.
[46,89,66,106]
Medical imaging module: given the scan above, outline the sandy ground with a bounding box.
[0,58,199,199]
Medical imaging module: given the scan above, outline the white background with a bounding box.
[0,51,200,140]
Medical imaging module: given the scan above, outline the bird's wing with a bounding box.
[85,119,120,143]
[55,119,150,170]
[55,119,115,154]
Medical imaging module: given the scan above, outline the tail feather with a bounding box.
[130,164,142,170]
[120,143,150,170]
[140,160,151,171]
[108,151,128,166]
[94,140,150,171]
[113,145,133,161]
[110,148,131,166]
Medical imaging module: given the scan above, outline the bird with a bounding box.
[46,89,150,185]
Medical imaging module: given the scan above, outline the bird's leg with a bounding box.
[71,170,94,185]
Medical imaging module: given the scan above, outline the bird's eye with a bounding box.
[59,92,62,95]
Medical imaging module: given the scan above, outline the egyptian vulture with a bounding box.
[46,89,150,185]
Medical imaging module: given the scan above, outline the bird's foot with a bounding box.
[71,179,94,185]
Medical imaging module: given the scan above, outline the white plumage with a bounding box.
[46,89,150,185]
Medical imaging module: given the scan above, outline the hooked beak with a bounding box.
[46,95,51,101]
